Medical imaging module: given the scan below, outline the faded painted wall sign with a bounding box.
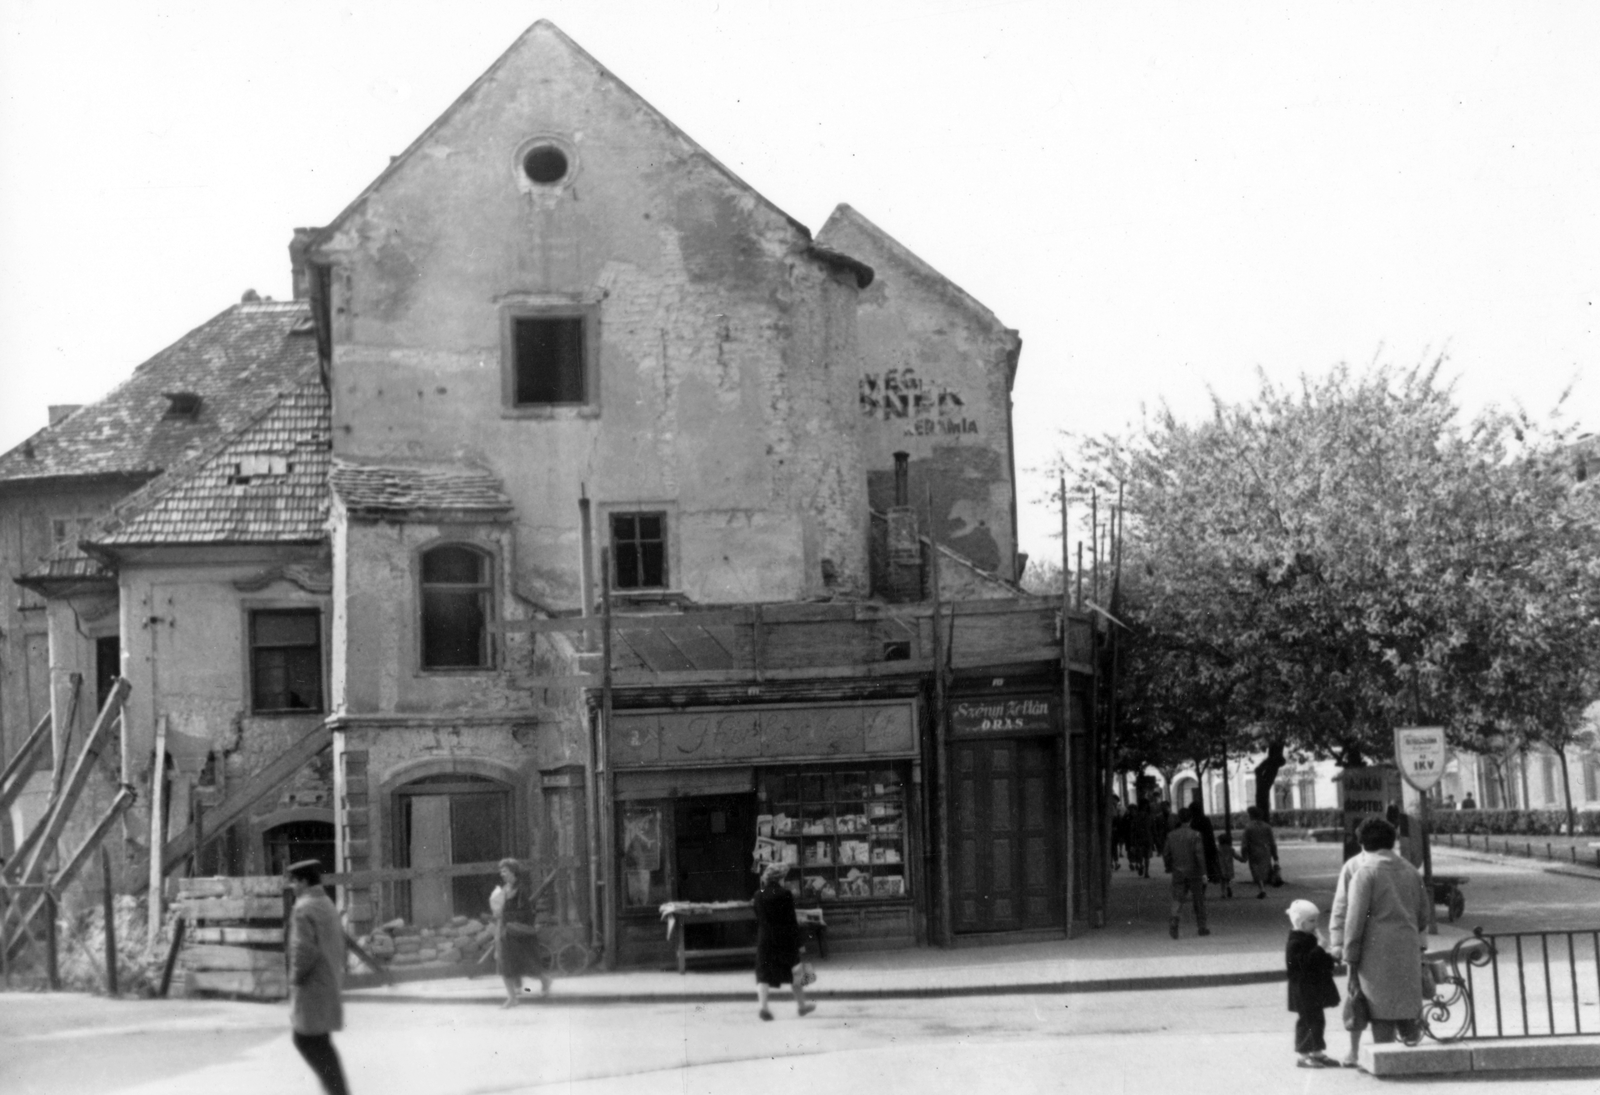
[859,368,977,437]
[610,700,917,767]
[949,695,1057,737]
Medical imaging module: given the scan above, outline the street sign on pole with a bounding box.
[1394,726,1447,792]
[1395,725,1446,935]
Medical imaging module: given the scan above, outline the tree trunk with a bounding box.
[1557,746,1576,835]
[1254,740,1287,814]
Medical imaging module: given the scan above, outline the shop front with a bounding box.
[947,691,1065,938]
[608,698,923,966]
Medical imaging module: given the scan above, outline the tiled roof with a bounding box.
[91,375,331,546]
[329,459,513,518]
[18,546,114,586]
[0,301,316,487]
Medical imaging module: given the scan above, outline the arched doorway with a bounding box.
[263,818,336,877]
[395,773,511,926]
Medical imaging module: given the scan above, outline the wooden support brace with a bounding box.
[3,786,135,963]
[0,713,51,816]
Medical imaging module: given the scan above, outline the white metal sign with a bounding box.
[1394,726,1448,792]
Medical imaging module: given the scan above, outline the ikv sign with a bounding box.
[1394,726,1448,792]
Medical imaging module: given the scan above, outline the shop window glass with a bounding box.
[621,805,669,908]
[756,765,909,902]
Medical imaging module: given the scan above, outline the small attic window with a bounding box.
[523,145,569,185]
[163,392,202,419]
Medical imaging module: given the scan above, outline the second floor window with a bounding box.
[421,545,492,669]
[611,513,666,590]
[251,610,323,712]
[512,316,586,405]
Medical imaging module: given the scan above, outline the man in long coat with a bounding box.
[287,859,350,1095]
[1341,818,1430,1045]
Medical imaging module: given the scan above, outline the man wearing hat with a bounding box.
[286,859,350,1095]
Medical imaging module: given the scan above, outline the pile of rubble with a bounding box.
[356,915,496,969]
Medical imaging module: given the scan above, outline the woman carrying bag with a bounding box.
[491,858,552,1008]
[752,861,816,1021]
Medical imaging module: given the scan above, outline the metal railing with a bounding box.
[1424,928,1600,1041]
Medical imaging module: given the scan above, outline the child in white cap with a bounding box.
[1285,898,1340,1068]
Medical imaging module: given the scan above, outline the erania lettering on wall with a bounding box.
[859,368,977,436]
[949,695,1056,737]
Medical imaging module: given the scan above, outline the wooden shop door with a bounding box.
[952,737,1061,933]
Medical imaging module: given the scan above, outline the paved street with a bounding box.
[3,842,1597,1095]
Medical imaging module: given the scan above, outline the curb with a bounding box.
[348,967,1288,1006]
[1436,846,1600,886]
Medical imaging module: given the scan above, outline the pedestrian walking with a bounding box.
[286,859,350,1095]
[1189,790,1220,887]
[1215,832,1237,898]
[752,862,814,1020]
[490,858,551,1008]
[1460,793,1477,810]
[1341,817,1430,1047]
[1285,899,1341,1069]
[1111,794,1127,870]
[1126,799,1153,877]
[1238,806,1279,898]
[1161,808,1210,938]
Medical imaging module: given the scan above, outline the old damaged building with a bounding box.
[3,21,1100,967]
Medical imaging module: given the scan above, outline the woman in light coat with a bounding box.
[1341,817,1430,1046]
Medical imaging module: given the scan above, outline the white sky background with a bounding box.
[1,0,1596,569]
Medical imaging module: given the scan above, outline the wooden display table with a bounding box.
[658,901,827,974]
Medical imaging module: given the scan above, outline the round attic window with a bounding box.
[522,145,569,185]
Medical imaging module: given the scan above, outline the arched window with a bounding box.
[420,545,492,669]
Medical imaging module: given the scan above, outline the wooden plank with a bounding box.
[182,944,284,971]
[188,925,284,945]
[188,968,286,997]
[173,876,286,898]
[157,724,332,878]
[0,713,50,815]
[182,897,284,922]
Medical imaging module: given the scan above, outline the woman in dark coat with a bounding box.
[752,862,814,1020]
[1239,806,1279,898]
[491,858,550,1008]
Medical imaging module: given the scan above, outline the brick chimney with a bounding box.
[289,227,321,301]
[886,451,923,602]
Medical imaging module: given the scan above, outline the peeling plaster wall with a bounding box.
[107,550,333,883]
[817,208,1021,579]
[316,26,867,611]
[335,517,581,732]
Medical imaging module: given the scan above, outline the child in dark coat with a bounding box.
[1285,898,1341,1068]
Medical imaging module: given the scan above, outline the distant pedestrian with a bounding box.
[1111,794,1127,870]
[1154,800,1175,872]
[1342,817,1430,1047]
[1161,807,1210,938]
[286,859,350,1095]
[1239,806,1279,899]
[1189,790,1220,886]
[490,858,551,1008]
[752,862,814,1020]
[1285,899,1341,1069]
[1126,799,1154,877]
[1460,793,1477,811]
[1215,832,1237,898]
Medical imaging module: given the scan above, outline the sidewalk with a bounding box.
[348,843,1471,1006]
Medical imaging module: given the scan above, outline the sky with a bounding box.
[2,0,1596,567]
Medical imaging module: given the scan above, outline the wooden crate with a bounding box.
[176,876,289,1001]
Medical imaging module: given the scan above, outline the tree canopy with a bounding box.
[1062,363,1599,808]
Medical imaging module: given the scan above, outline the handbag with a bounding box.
[1267,863,1284,887]
[1420,959,1439,1000]
[792,960,817,988]
[1342,974,1370,1031]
